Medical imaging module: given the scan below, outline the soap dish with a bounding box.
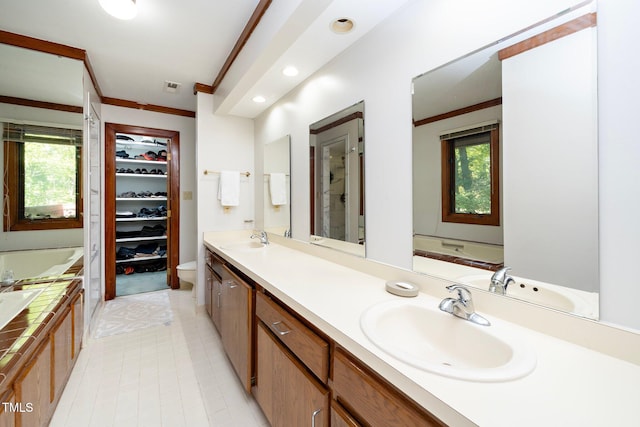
[385,280,419,297]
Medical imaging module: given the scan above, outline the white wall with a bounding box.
[100,104,197,270]
[0,104,84,251]
[502,27,598,293]
[598,0,640,329]
[252,0,640,330]
[195,93,255,305]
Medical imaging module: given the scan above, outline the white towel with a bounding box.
[269,173,287,206]
[218,171,240,206]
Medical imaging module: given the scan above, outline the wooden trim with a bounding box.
[104,123,181,300]
[193,82,214,95]
[499,12,597,61]
[211,0,272,93]
[413,98,502,127]
[0,95,82,113]
[82,54,104,99]
[441,126,500,226]
[309,112,364,135]
[0,30,85,60]
[102,97,195,118]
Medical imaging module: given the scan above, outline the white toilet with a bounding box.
[176,261,197,294]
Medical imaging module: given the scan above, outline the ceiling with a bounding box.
[0,0,410,118]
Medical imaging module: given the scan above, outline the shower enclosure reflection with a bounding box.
[309,101,365,256]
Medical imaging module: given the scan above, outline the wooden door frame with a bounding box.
[104,122,180,300]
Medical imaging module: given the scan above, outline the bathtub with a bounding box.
[0,247,83,281]
[413,235,503,264]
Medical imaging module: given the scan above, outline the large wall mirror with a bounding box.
[263,135,291,236]
[0,43,84,253]
[309,101,365,257]
[412,2,599,318]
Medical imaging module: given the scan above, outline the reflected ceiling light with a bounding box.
[330,18,355,34]
[282,66,299,77]
[99,0,137,20]
[252,95,266,103]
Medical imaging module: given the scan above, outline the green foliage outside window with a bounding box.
[453,140,491,215]
[23,142,78,219]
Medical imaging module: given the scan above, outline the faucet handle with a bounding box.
[491,267,513,283]
[445,284,472,303]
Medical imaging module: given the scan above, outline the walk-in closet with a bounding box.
[104,123,180,299]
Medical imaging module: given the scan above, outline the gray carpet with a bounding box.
[116,270,169,297]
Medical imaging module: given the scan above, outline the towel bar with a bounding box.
[203,170,250,177]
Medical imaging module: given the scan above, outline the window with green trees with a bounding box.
[4,123,83,231]
[441,125,500,226]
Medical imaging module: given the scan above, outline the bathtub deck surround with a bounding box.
[204,230,640,427]
[0,247,84,282]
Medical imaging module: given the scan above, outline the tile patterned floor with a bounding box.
[49,289,269,427]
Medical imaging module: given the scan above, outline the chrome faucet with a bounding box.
[439,284,490,326]
[489,267,515,295]
[250,230,269,245]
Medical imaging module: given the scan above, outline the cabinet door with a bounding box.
[205,265,213,318]
[0,392,15,427]
[332,348,444,427]
[211,271,222,332]
[14,339,51,427]
[221,265,253,392]
[331,401,361,427]
[71,291,84,360]
[255,323,329,427]
[52,308,73,400]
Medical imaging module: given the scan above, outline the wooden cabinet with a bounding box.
[0,391,16,427]
[4,285,83,427]
[71,291,83,360]
[332,347,445,427]
[205,250,224,332]
[52,308,72,400]
[220,265,254,392]
[204,265,213,318]
[14,339,51,427]
[255,291,329,382]
[254,322,329,427]
[331,400,361,427]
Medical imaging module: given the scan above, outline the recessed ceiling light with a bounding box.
[99,0,137,20]
[282,66,299,77]
[253,95,266,103]
[330,18,355,34]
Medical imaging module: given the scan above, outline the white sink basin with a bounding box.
[360,298,536,382]
[0,288,44,331]
[220,241,266,252]
[457,274,595,317]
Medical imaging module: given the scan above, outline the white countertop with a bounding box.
[204,231,640,427]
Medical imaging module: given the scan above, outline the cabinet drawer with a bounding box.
[207,249,225,278]
[256,292,329,383]
[332,347,445,427]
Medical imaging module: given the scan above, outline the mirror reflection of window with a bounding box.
[4,123,83,231]
[441,124,500,226]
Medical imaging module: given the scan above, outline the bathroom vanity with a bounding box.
[203,231,640,427]
[0,272,84,427]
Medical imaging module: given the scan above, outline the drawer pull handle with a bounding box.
[312,408,322,427]
[227,280,237,289]
[271,321,291,336]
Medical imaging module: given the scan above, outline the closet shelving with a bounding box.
[114,136,168,272]
[105,123,180,301]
